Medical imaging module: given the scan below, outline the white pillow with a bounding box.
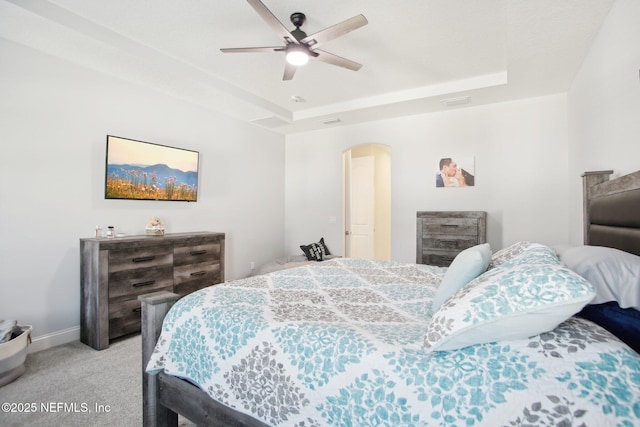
[432,243,491,309]
[561,245,640,310]
[424,263,595,352]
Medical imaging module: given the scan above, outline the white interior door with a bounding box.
[348,155,375,259]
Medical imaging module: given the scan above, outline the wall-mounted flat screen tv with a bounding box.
[105,135,199,202]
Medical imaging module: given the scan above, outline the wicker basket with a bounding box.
[0,326,32,387]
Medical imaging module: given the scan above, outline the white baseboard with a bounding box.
[28,326,80,354]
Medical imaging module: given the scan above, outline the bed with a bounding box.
[249,238,338,276]
[140,169,640,427]
[250,255,341,276]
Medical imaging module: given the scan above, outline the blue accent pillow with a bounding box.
[432,243,492,309]
[424,263,596,352]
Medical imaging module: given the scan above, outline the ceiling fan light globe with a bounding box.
[286,49,309,66]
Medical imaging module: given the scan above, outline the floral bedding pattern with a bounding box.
[147,258,640,427]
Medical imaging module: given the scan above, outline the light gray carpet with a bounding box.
[0,334,193,426]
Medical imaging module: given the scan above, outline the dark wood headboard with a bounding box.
[582,170,640,256]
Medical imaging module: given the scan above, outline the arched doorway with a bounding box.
[343,144,391,260]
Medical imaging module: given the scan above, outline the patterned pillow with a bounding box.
[497,244,560,268]
[319,237,331,255]
[488,241,532,268]
[424,263,595,352]
[489,242,560,269]
[300,238,330,261]
[432,243,491,309]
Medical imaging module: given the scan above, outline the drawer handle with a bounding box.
[190,250,207,256]
[132,280,156,288]
[133,307,142,314]
[440,240,458,246]
[132,256,155,263]
[441,224,459,228]
[190,271,207,277]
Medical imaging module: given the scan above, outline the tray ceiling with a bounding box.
[0,0,614,133]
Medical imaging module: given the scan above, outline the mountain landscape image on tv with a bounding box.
[105,135,199,201]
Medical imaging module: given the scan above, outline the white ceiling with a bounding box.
[1,0,615,134]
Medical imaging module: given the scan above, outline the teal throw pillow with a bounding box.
[432,243,492,310]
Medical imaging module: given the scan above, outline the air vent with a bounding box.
[441,96,470,107]
[321,117,341,125]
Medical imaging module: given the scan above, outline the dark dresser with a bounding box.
[80,231,224,349]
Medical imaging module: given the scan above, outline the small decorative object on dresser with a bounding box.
[80,231,224,350]
[416,211,487,266]
[145,216,165,236]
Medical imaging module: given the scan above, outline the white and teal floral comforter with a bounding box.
[147,258,640,426]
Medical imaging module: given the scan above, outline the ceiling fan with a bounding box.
[220,0,368,80]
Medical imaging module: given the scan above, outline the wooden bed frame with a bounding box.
[140,169,640,427]
[139,291,268,427]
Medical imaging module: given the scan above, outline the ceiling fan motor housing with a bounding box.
[290,12,307,41]
[290,12,306,28]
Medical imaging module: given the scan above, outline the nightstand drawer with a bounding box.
[421,217,480,236]
[422,252,457,267]
[108,246,173,273]
[423,235,479,251]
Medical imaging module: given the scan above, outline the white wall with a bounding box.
[567,0,640,244]
[0,39,285,346]
[285,94,569,262]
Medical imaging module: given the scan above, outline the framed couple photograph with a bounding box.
[435,156,475,188]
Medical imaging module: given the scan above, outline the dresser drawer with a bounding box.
[174,262,221,297]
[174,242,221,267]
[108,246,173,273]
[108,298,145,339]
[108,266,174,300]
[421,217,479,236]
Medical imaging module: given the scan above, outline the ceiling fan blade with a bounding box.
[301,14,368,48]
[220,46,284,53]
[246,0,299,44]
[283,62,297,81]
[313,49,362,71]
